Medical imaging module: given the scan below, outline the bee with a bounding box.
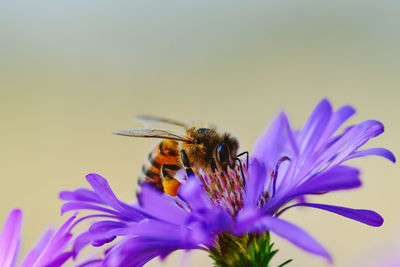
[113,115,247,197]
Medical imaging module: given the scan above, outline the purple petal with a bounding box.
[199,209,232,234]
[179,180,232,233]
[77,219,134,250]
[129,220,182,240]
[72,230,119,257]
[265,166,361,213]
[346,148,396,163]
[75,259,103,267]
[86,173,144,221]
[61,202,123,217]
[59,188,106,204]
[0,209,22,267]
[315,105,355,151]
[179,179,213,211]
[281,112,299,156]
[243,158,268,208]
[72,232,94,257]
[88,225,130,247]
[325,120,384,169]
[302,120,385,180]
[43,251,73,267]
[252,113,285,167]
[294,166,361,196]
[279,203,383,227]
[104,237,192,267]
[234,213,332,262]
[21,229,54,267]
[138,185,187,224]
[105,238,163,267]
[89,221,127,235]
[298,99,332,158]
[32,214,77,267]
[85,174,124,210]
[92,236,117,247]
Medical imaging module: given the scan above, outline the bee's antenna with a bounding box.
[234,157,246,187]
[236,151,249,167]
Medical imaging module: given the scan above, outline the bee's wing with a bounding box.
[134,115,188,129]
[113,128,193,143]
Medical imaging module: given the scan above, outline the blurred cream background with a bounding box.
[0,1,399,266]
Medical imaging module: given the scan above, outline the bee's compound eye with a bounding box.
[216,143,230,163]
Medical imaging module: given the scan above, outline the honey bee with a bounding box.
[113,115,247,197]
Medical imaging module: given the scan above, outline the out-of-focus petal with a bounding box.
[43,251,74,267]
[0,209,22,267]
[21,229,54,267]
[75,259,103,267]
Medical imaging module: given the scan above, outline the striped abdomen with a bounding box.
[138,139,181,191]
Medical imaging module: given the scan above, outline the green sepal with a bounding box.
[208,232,292,267]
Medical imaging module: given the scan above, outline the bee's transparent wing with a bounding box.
[134,115,188,129]
[113,128,192,143]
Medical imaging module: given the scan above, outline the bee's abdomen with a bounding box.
[138,140,180,191]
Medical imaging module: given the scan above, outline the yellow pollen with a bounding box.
[163,177,181,197]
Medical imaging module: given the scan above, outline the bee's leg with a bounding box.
[233,157,246,187]
[180,150,194,178]
[209,158,218,172]
[161,164,181,197]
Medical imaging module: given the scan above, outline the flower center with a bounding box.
[197,164,247,216]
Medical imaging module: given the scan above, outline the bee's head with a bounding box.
[185,127,239,172]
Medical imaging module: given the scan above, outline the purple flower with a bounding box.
[61,99,395,266]
[0,209,77,267]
